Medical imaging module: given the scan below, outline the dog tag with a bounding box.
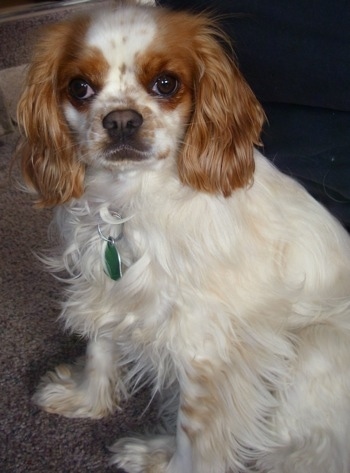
[104,238,122,281]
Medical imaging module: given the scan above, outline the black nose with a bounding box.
[102,109,143,140]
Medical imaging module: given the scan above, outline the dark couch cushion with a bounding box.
[262,103,350,227]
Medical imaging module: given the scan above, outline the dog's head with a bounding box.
[17,1,264,206]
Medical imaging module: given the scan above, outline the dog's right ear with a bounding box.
[16,18,89,207]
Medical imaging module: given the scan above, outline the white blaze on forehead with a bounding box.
[86,6,157,77]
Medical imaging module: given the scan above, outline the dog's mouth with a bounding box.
[104,144,151,162]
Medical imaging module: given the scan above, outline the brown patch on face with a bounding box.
[59,44,109,112]
[136,11,198,116]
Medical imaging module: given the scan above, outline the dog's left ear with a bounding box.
[178,22,265,197]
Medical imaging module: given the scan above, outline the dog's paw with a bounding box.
[109,435,176,473]
[33,362,116,419]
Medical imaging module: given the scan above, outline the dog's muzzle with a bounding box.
[102,109,149,161]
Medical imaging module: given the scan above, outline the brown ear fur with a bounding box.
[178,19,265,197]
[16,19,88,207]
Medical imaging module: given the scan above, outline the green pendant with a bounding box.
[104,239,122,281]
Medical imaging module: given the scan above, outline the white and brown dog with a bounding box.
[16,1,350,472]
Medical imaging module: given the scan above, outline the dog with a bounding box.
[16,1,350,471]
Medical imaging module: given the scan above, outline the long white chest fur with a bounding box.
[52,150,350,396]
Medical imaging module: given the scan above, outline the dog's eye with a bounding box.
[151,74,179,97]
[69,78,95,100]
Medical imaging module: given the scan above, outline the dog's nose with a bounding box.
[102,109,143,139]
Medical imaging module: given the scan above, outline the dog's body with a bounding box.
[17,2,350,472]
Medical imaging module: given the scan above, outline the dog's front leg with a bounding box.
[33,336,120,418]
[110,361,233,473]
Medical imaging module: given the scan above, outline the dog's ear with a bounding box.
[178,21,265,197]
[16,20,87,207]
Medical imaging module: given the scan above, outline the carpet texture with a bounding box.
[0,4,157,472]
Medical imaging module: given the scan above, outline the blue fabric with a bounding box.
[159,0,350,111]
[262,104,350,227]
